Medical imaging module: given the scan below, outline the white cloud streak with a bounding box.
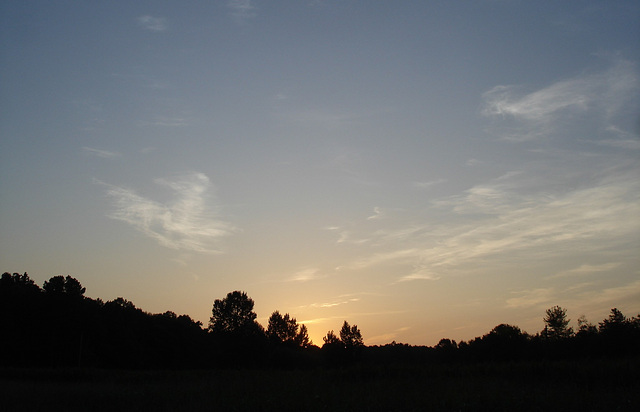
[340,167,639,282]
[287,268,323,282]
[305,297,360,309]
[367,327,411,345]
[578,280,640,305]
[140,116,189,127]
[332,59,639,283]
[550,263,622,279]
[482,59,639,142]
[228,0,256,20]
[596,138,640,150]
[505,279,640,312]
[397,271,440,283]
[137,15,167,32]
[412,178,447,189]
[97,172,236,254]
[83,147,121,159]
[298,293,369,311]
[367,207,384,220]
[506,288,554,309]
[436,174,638,263]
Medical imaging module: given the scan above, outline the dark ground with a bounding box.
[1,357,639,411]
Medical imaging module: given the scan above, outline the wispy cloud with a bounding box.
[140,116,189,127]
[137,15,167,32]
[297,316,335,325]
[97,172,236,254]
[82,147,122,159]
[348,248,421,270]
[110,73,170,90]
[483,81,590,122]
[397,271,440,283]
[327,150,380,187]
[482,58,639,142]
[324,225,341,231]
[578,279,640,305]
[367,327,411,345]
[596,138,640,150]
[466,158,483,167]
[310,297,360,309]
[286,268,323,282]
[367,207,384,220]
[280,108,361,129]
[335,230,371,245]
[299,293,365,310]
[504,278,640,314]
[273,92,288,101]
[550,262,621,279]
[411,178,446,189]
[228,0,256,21]
[429,171,639,266]
[338,165,639,282]
[506,288,554,309]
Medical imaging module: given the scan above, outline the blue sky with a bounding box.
[1,0,639,345]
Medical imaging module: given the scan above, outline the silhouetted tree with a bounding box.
[161,310,177,319]
[208,291,266,366]
[340,321,364,348]
[543,305,572,339]
[435,338,457,350]
[596,308,640,357]
[296,324,311,348]
[209,291,259,334]
[321,330,343,365]
[0,273,43,366]
[473,324,530,361]
[598,308,628,334]
[0,272,41,294]
[267,311,298,344]
[488,324,526,341]
[40,275,89,366]
[43,275,86,298]
[105,297,136,310]
[2,273,252,369]
[323,330,340,346]
[434,338,458,361]
[266,310,311,348]
[42,275,65,294]
[319,321,364,364]
[577,315,597,335]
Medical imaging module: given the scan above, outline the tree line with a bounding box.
[1,272,638,369]
[420,304,640,363]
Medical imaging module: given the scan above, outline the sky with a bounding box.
[1,0,639,346]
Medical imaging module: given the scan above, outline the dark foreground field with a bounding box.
[2,358,639,411]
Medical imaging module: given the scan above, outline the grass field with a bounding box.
[1,358,638,411]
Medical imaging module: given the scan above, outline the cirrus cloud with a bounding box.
[83,147,122,159]
[97,172,236,254]
[482,58,639,142]
[137,15,167,32]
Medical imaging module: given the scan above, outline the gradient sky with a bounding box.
[1,1,639,346]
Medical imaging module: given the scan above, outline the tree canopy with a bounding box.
[543,305,572,339]
[340,320,364,348]
[42,275,86,297]
[209,290,260,337]
[323,330,340,346]
[267,310,310,347]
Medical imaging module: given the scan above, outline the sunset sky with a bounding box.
[1,0,639,346]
